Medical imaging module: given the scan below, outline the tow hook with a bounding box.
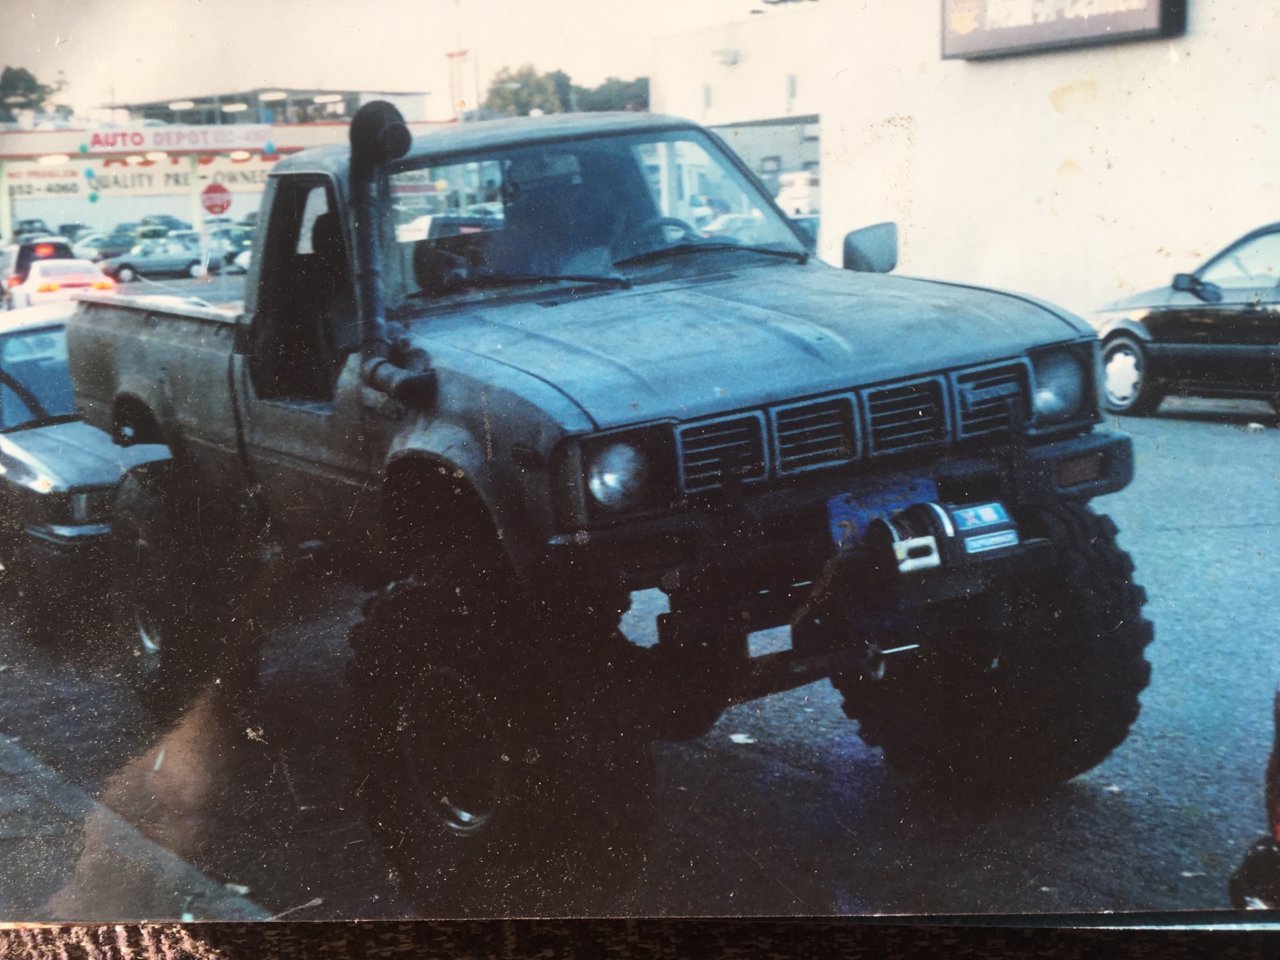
[862,642,921,681]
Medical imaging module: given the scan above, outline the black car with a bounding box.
[1090,222,1280,414]
[0,306,168,630]
[139,214,191,232]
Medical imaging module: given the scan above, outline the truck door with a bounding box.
[237,174,376,549]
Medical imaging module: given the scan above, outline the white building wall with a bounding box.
[651,5,829,125]
[818,1,1280,315]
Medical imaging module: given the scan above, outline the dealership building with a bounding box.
[0,88,433,240]
[651,0,1276,316]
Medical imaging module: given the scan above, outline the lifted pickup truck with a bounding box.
[68,103,1151,900]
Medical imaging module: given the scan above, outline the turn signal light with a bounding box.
[36,282,60,292]
[91,278,114,290]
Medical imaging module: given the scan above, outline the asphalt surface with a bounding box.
[0,379,1276,919]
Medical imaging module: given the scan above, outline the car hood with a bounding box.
[415,265,1086,428]
[0,419,169,493]
[1096,283,1177,315]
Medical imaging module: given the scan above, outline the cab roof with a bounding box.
[270,112,702,180]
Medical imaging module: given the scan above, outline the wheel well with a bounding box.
[383,457,504,576]
[112,396,165,446]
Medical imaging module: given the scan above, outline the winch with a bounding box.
[866,500,1021,575]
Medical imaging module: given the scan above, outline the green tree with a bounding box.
[575,76,648,112]
[483,65,564,117]
[0,67,63,121]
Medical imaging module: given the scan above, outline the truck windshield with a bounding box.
[385,129,805,308]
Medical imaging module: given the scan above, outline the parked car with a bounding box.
[0,306,168,629]
[100,238,222,282]
[139,214,191,232]
[73,231,137,263]
[57,223,94,242]
[8,259,114,308]
[1090,222,1280,414]
[12,219,52,240]
[2,237,75,309]
[230,247,252,274]
[1230,688,1280,908]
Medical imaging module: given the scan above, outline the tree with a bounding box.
[575,77,648,112]
[0,67,63,122]
[483,65,564,117]
[483,66,650,117]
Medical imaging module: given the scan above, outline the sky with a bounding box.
[2,0,771,117]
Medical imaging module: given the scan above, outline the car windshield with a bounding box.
[384,128,805,309]
[1199,229,1280,289]
[0,326,73,430]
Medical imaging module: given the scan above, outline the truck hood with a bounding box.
[0,419,169,493]
[416,265,1085,428]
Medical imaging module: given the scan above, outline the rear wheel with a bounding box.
[834,504,1153,796]
[347,570,652,914]
[1101,334,1163,415]
[186,261,203,279]
[109,468,261,719]
[116,265,137,283]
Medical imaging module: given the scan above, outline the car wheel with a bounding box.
[1101,334,1163,415]
[830,504,1153,797]
[110,467,262,721]
[186,261,204,279]
[347,568,653,914]
[116,265,136,283]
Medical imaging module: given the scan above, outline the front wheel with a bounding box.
[186,261,204,279]
[347,573,653,913]
[1101,334,1163,415]
[836,504,1153,795]
[116,265,137,283]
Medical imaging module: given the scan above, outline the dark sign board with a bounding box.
[942,0,1186,59]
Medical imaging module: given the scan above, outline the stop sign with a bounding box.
[201,182,232,215]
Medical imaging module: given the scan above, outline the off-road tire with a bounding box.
[347,570,653,914]
[836,503,1153,795]
[109,468,262,720]
[1101,334,1163,415]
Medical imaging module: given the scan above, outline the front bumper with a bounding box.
[20,522,111,599]
[546,429,1133,590]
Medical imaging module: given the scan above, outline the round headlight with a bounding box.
[1032,351,1087,424]
[586,442,650,512]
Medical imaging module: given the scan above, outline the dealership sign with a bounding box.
[7,154,278,200]
[83,124,274,155]
[943,0,1187,59]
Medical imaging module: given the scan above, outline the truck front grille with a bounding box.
[954,362,1031,439]
[865,378,948,455]
[673,362,1028,495]
[677,414,767,492]
[772,396,858,474]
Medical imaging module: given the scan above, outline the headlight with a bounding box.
[586,442,651,512]
[1031,350,1087,425]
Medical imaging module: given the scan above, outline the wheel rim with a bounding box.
[402,666,504,834]
[129,536,166,659]
[1103,342,1143,407]
[119,267,135,282]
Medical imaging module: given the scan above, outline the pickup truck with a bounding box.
[67,102,1152,903]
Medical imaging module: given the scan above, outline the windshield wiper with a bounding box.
[615,242,808,268]
[423,272,634,297]
[2,412,80,434]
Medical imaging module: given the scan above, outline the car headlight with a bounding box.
[586,442,651,512]
[1031,349,1088,425]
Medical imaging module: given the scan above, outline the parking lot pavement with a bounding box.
[0,734,269,922]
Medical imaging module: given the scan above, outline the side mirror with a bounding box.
[789,217,818,252]
[1172,272,1223,303]
[843,222,898,273]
